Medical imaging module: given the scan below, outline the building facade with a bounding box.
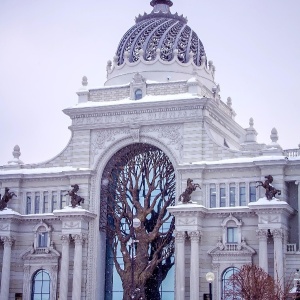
[1,1,300,299]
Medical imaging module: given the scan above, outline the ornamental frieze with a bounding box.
[91,124,183,165]
[71,105,204,127]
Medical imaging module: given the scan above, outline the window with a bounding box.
[31,269,50,300]
[26,194,32,214]
[34,193,40,214]
[239,185,246,206]
[249,185,256,202]
[229,186,236,207]
[222,267,241,300]
[210,187,216,208]
[43,192,48,213]
[227,227,238,243]
[38,232,48,248]
[60,191,67,209]
[51,192,57,211]
[220,186,226,207]
[134,89,143,100]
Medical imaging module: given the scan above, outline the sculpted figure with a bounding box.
[0,188,16,210]
[66,184,84,208]
[256,175,281,200]
[178,178,201,204]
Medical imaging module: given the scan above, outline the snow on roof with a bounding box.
[70,93,197,109]
[0,166,90,175]
[182,155,299,166]
[248,197,288,206]
[0,208,21,216]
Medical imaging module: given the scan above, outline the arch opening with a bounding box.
[100,143,175,300]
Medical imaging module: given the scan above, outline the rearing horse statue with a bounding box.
[256,175,281,200]
[66,184,85,208]
[178,178,201,204]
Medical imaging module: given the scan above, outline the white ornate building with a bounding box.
[0,1,300,299]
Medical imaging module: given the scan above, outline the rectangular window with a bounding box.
[43,192,48,213]
[227,227,238,243]
[210,187,216,208]
[220,187,226,207]
[26,194,31,214]
[249,185,256,202]
[239,186,246,206]
[60,191,67,209]
[52,192,57,211]
[38,232,48,248]
[229,187,236,207]
[34,193,40,214]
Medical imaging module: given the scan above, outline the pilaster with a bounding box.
[256,229,268,273]
[72,234,85,300]
[175,231,186,300]
[0,236,14,300]
[189,231,201,300]
[60,234,71,300]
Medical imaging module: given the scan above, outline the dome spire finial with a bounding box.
[150,0,173,7]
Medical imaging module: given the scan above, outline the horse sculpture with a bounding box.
[66,184,84,208]
[178,178,201,204]
[0,188,17,210]
[256,175,281,200]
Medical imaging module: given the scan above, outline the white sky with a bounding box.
[1,0,299,166]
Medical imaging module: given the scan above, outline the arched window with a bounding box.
[134,89,143,100]
[222,267,241,300]
[31,269,51,300]
[101,143,175,300]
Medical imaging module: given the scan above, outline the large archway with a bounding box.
[100,143,175,300]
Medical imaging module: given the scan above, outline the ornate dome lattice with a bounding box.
[115,1,206,67]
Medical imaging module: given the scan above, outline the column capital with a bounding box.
[1,236,14,247]
[61,234,71,245]
[188,231,201,241]
[271,228,284,239]
[72,234,85,245]
[256,229,268,240]
[174,231,186,243]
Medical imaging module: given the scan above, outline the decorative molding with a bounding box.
[177,218,196,226]
[63,221,80,229]
[71,105,205,127]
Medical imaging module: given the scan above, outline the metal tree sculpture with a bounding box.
[100,143,175,300]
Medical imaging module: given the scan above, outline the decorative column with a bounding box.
[296,181,300,249]
[60,234,70,300]
[189,231,201,300]
[72,234,84,300]
[273,229,284,287]
[0,236,14,300]
[175,231,186,300]
[256,229,268,273]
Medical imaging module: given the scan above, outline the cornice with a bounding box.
[65,97,207,118]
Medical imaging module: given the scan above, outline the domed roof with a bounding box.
[115,0,206,67]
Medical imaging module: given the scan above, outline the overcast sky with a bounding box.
[0,0,299,166]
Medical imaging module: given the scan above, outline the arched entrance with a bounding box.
[100,143,175,300]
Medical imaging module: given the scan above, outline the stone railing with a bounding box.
[283,148,300,157]
[225,243,239,251]
[287,243,297,252]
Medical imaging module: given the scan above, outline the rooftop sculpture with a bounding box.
[256,175,281,200]
[66,184,84,208]
[178,178,201,204]
[0,188,16,211]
